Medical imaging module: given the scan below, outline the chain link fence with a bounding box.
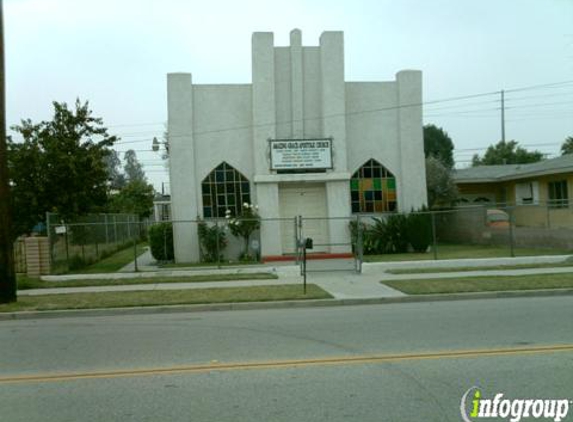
[46,212,141,273]
[356,202,573,263]
[42,204,573,274]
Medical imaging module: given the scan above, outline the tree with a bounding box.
[560,136,573,155]
[425,156,458,208]
[124,149,146,182]
[8,100,117,236]
[423,124,454,168]
[472,140,544,166]
[108,149,154,219]
[104,150,126,190]
[108,179,154,219]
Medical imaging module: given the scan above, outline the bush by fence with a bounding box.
[148,222,174,261]
[350,209,432,255]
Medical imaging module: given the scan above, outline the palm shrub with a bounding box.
[197,219,227,262]
[384,214,409,253]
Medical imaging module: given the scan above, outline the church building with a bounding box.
[167,29,427,262]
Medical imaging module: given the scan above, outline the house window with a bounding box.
[515,181,539,205]
[201,162,251,218]
[350,159,397,213]
[548,180,568,209]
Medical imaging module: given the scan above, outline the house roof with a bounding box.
[454,154,573,184]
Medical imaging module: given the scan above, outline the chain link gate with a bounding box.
[297,215,362,276]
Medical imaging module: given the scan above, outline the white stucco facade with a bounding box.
[168,30,427,263]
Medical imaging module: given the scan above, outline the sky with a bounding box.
[5,0,573,192]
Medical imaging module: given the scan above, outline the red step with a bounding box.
[262,253,354,263]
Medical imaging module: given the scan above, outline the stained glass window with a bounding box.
[350,159,397,213]
[202,162,251,218]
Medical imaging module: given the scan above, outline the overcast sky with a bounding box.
[6,0,573,191]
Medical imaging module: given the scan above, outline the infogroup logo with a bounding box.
[461,387,571,422]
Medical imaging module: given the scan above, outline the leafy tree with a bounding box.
[425,156,458,208]
[560,136,573,155]
[104,150,126,190]
[8,100,117,236]
[472,140,544,166]
[124,149,146,182]
[423,124,455,168]
[108,180,154,219]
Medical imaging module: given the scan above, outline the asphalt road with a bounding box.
[1,296,572,421]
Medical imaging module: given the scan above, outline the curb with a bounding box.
[1,288,573,321]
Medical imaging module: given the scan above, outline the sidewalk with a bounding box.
[24,254,573,300]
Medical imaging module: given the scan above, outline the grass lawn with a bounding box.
[363,243,572,263]
[386,261,573,275]
[383,273,573,295]
[0,284,331,313]
[67,243,148,274]
[17,273,278,290]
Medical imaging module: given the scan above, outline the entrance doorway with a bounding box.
[278,184,329,254]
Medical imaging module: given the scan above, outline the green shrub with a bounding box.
[68,254,93,271]
[407,208,433,253]
[226,204,260,259]
[197,220,227,263]
[148,223,174,261]
[367,216,407,254]
[349,220,378,255]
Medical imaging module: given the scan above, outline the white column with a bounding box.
[320,31,347,172]
[326,181,352,253]
[168,73,200,262]
[290,29,304,138]
[396,70,427,211]
[252,32,276,176]
[256,183,282,256]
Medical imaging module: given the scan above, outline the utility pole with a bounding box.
[501,89,506,143]
[0,0,17,303]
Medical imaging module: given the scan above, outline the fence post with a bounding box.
[356,215,363,273]
[298,216,303,275]
[431,211,438,260]
[133,232,138,272]
[163,223,167,261]
[46,212,55,273]
[293,216,299,266]
[64,222,70,271]
[508,206,515,257]
[215,220,221,269]
[113,215,118,245]
[104,214,109,244]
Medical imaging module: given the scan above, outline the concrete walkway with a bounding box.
[26,254,573,300]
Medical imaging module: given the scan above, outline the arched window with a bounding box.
[350,159,397,213]
[201,162,251,218]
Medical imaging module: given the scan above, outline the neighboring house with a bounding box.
[167,29,427,262]
[153,194,171,222]
[453,154,573,228]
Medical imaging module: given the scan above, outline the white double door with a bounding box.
[278,183,329,254]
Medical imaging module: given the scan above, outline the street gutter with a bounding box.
[1,288,573,321]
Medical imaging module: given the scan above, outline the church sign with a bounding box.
[269,138,333,170]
